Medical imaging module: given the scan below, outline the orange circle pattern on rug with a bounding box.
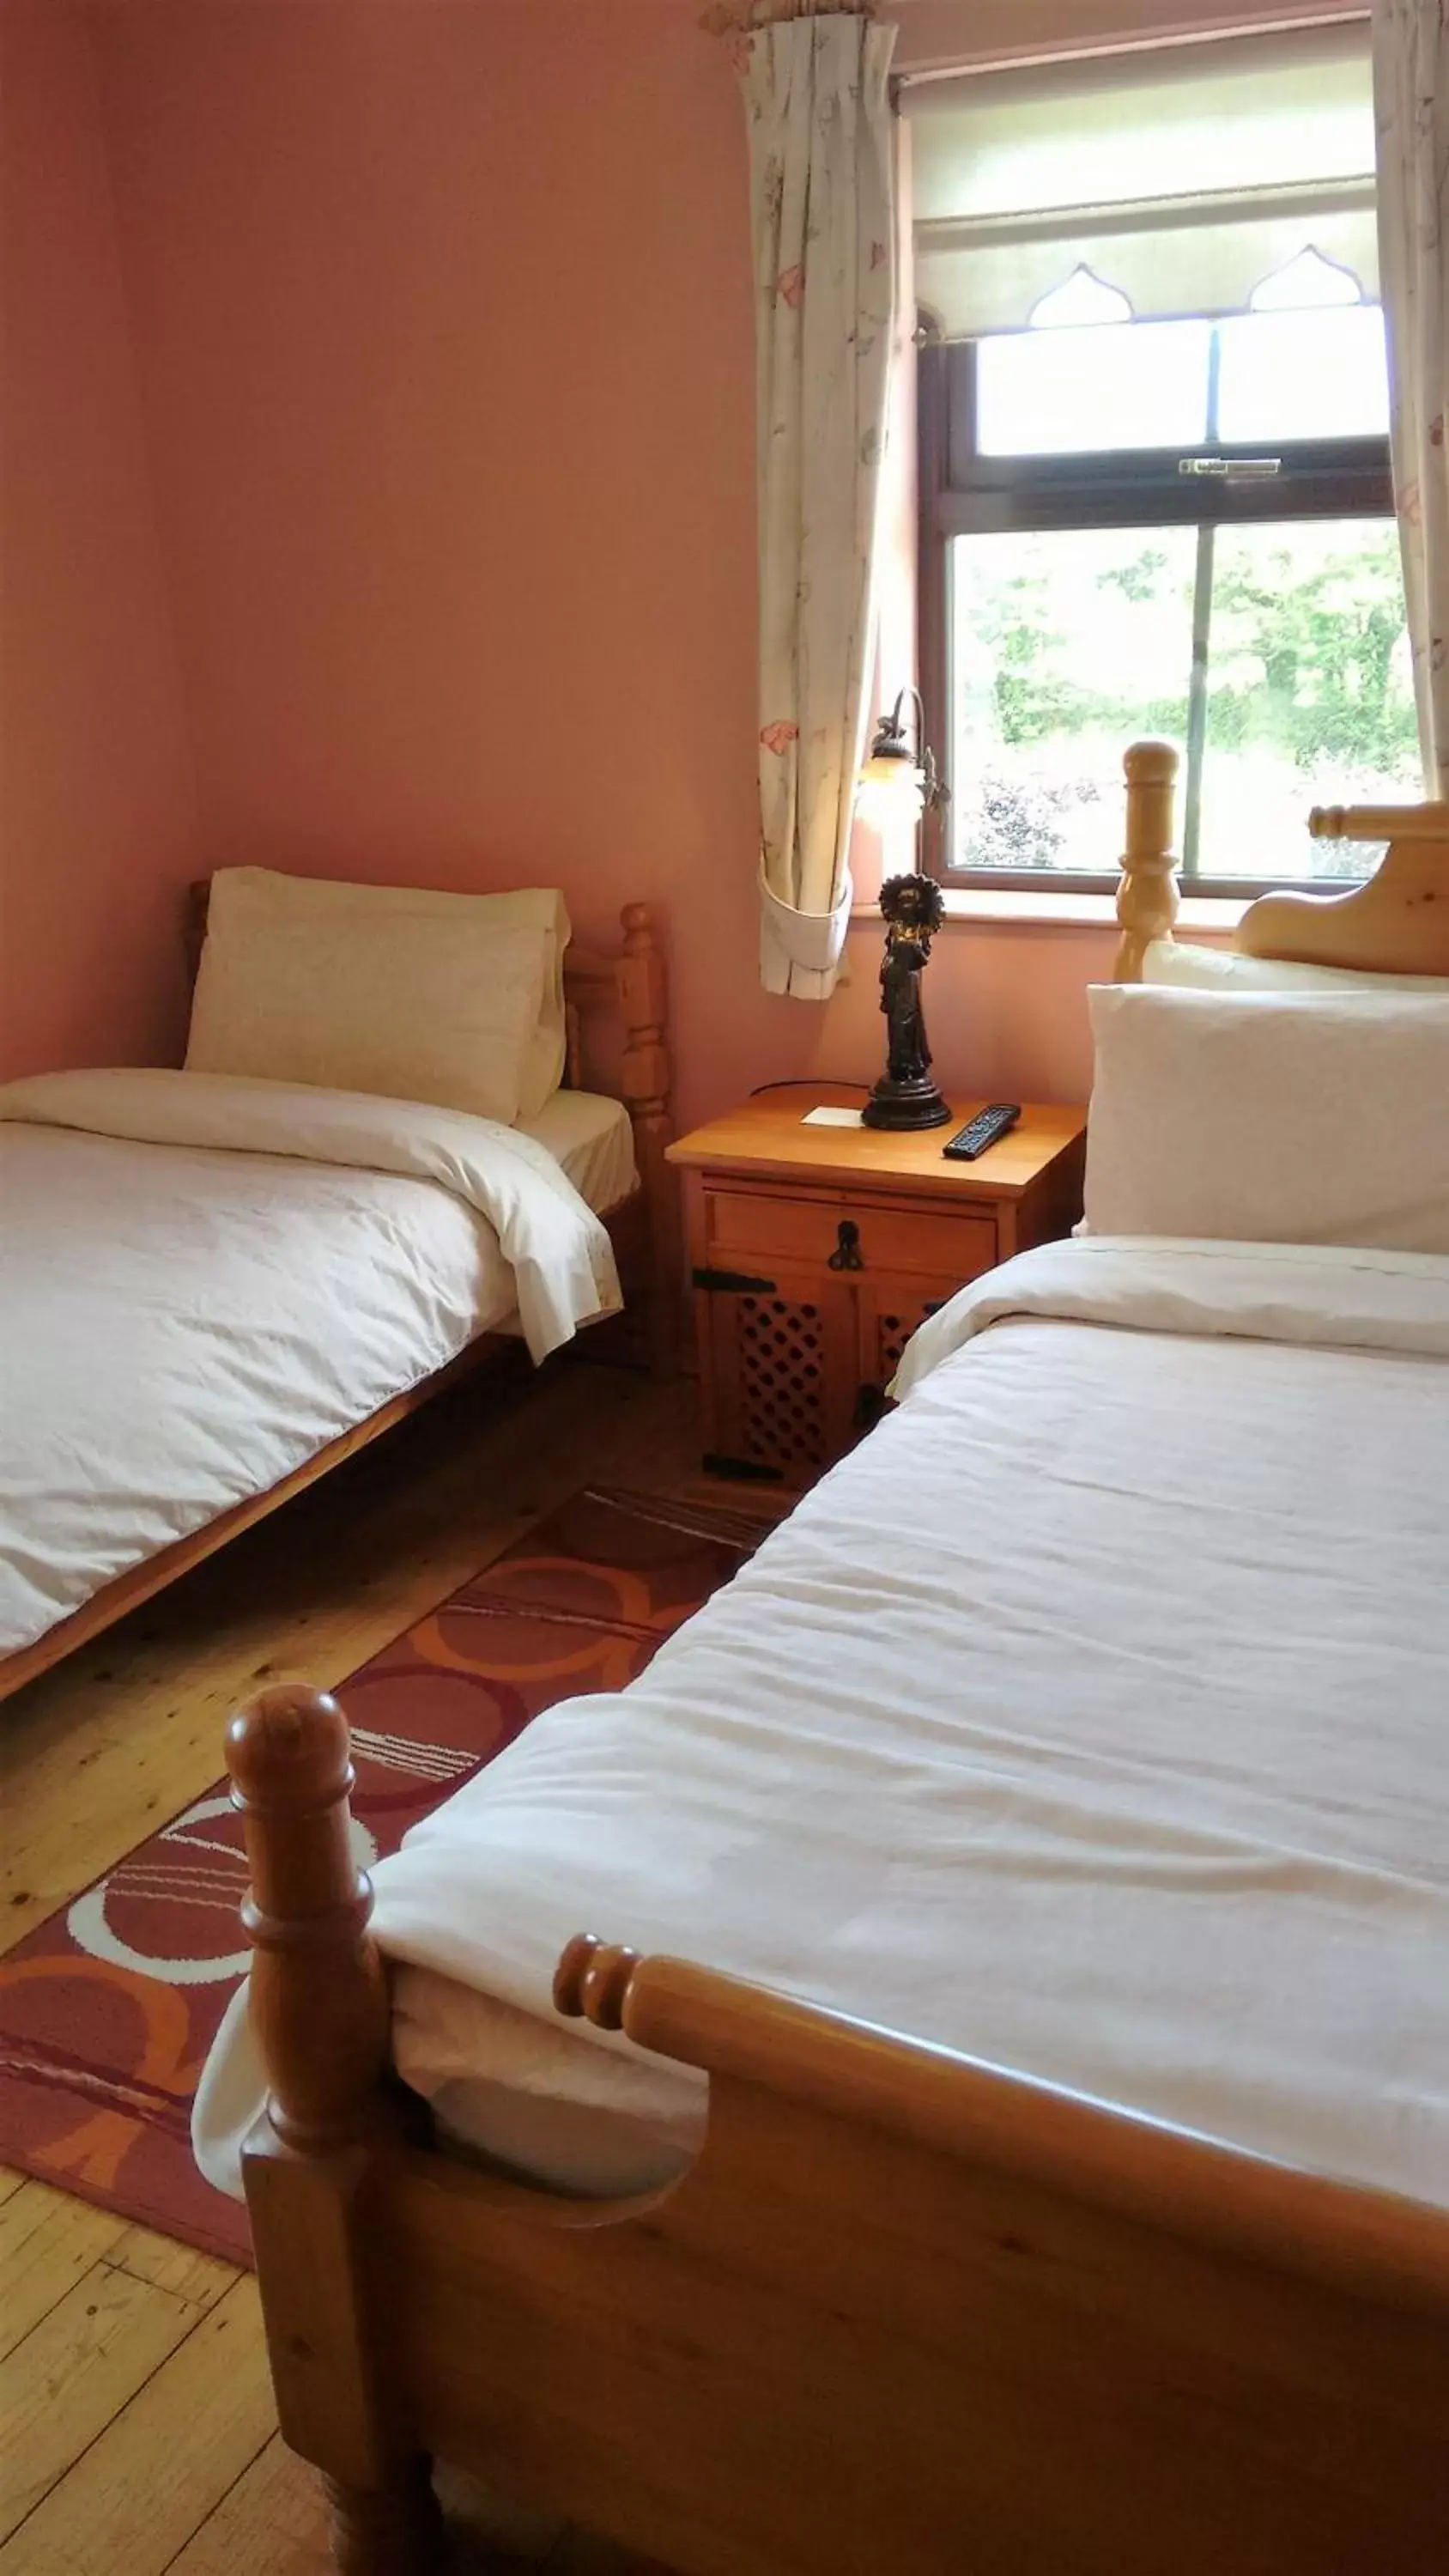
[0,1485,776,2263]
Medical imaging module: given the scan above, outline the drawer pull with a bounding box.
[827,1219,864,1273]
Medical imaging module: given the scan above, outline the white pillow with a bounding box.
[189,868,571,1115]
[188,888,549,1127]
[1143,938,1446,996]
[1085,983,1449,1255]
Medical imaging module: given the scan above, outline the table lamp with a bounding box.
[858,691,950,1132]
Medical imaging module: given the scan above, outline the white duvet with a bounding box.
[0,1068,621,1662]
[197,1237,1449,2211]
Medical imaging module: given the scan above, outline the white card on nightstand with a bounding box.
[802,1106,864,1127]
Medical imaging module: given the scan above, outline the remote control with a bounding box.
[942,1103,1021,1161]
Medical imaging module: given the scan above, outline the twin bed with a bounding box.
[12,747,1449,2571]
[0,897,677,1699]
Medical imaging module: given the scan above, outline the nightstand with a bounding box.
[666,1084,1087,1486]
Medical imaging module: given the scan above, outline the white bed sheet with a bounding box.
[197,1239,1449,2214]
[524,1089,636,1214]
[0,1087,634,1662]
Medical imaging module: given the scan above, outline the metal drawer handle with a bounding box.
[828,1219,864,1273]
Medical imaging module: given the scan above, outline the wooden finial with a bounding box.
[227,1678,353,1821]
[553,1934,643,2032]
[1308,799,1449,845]
[1115,739,1180,982]
[227,1684,391,2156]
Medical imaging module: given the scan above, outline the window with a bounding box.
[907,28,1422,891]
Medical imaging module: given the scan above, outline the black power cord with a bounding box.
[749,1077,870,1097]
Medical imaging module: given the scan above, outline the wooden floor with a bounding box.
[0,1358,701,2574]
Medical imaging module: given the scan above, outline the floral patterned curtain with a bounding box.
[736,12,897,998]
[1373,1,1449,792]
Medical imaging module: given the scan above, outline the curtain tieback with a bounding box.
[758,860,854,997]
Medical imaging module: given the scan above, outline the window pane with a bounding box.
[1216,305,1390,442]
[977,319,1211,456]
[949,527,1197,872]
[947,520,1420,881]
[1198,519,1422,878]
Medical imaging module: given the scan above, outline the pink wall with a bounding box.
[85,0,779,1125]
[76,0,1115,1125]
[0,2,197,1078]
[14,2,1263,1109]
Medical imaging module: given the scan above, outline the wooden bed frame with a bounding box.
[1115,735,1449,981]
[225,754,1449,2575]
[0,897,679,1705]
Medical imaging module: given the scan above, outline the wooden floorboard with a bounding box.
[0,1362,701,2570]
[160,2434,336,2576]
[0,2261,217,2548]
[0,2179,128,2363]
[0,2277,276,2575]
[166,2439,576,2574]
[105,2226,235,2312]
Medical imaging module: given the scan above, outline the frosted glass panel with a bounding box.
[1216,306,1390,442]
[978,319,1211,456]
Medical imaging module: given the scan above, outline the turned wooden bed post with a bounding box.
[1115,738,1180,981]
[615,903,682,1376]
[227,1685,442,2576]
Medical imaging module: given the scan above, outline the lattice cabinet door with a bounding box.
[697,1267,859,1484]
[854,1279,954,1431]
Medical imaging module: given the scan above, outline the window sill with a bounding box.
[851,890,1247,937]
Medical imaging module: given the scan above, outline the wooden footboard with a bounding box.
[229,1688,1449,2576]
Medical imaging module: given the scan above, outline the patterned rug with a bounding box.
[0,1485,775,2263]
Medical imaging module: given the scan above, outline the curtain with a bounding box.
[738,13,897,999]
[1373,0,1449,793]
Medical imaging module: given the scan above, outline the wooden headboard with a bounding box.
[1114,740,1449,981]
[185,881,681,1367]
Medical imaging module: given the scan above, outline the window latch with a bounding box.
[1178,456,1282,478]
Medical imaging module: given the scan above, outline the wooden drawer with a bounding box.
[706,1186,997,1285]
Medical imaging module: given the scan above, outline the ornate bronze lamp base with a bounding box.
[862,1070,951,1131]
[864,872,951,1131]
